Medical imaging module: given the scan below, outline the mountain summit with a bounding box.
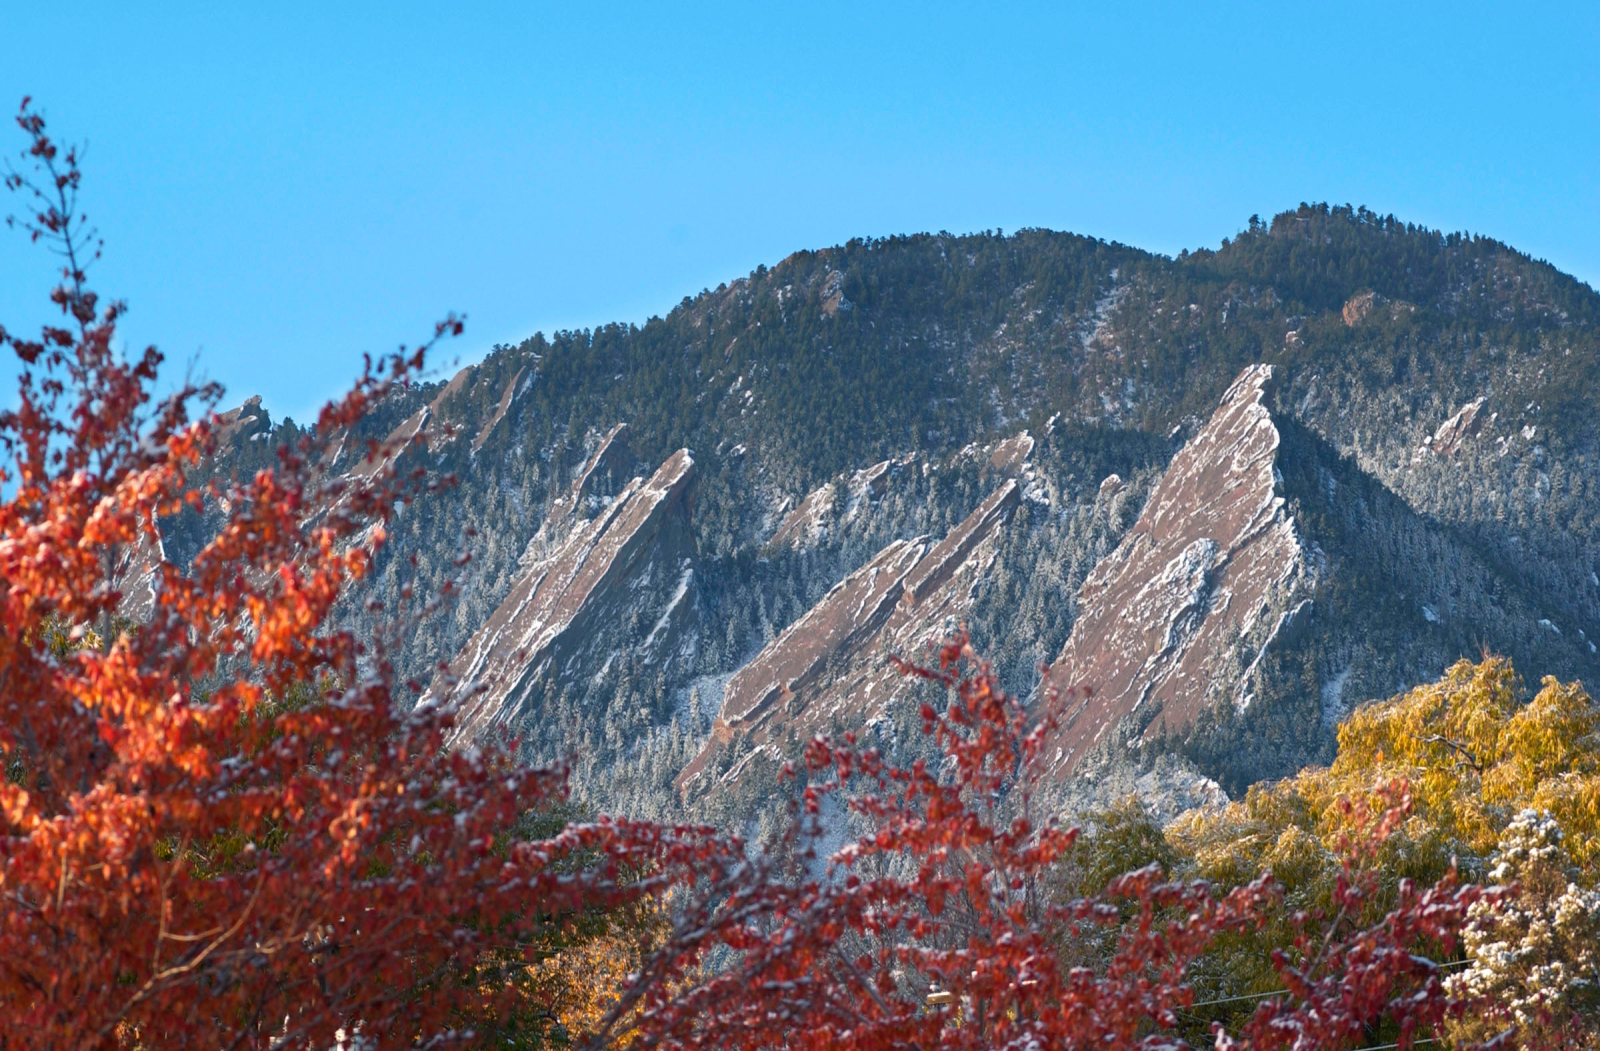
[182,205,1600,820]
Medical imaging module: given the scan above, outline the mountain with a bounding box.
[1038,362,1589,794]
[677,474,1022,799]
[182,204,1600,822]
[440,433,698,745]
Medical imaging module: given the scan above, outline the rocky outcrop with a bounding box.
[213,395,269,444]
[1035,364,1598,790]
[767,483,838,551]
[112,518,166,622]
[1341,290,1381,326]
[1039,365,1313,776]
[710,537,926,743]
[472,366,526,453]
[681,479,1021,794]
[520,424,638,564]
[989,433,1035,476]
[766,455,917,552]
[1418,398,1491,459]
[443,443,696,740]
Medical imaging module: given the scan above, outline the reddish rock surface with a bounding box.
[1039,365,1311,776]
[117,397,281,619]
[443,445,695,739]
[1420,397,1490,459]
[680,479,1021,794]
[767,482,838,551]
[988,432,1035,476]
[1341,290,1381,326]
[472,366,525,453]
[767,455,917,551]
[112,520,165,621]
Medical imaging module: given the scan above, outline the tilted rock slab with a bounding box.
[1040,365,1313,776]
[680,479,1021,794]
[445,446,696,740]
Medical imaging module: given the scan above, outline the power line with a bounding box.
[1186,989,1284,1009]
[1185,959,1470,1012]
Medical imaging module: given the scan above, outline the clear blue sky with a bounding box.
[2,2,1596,422]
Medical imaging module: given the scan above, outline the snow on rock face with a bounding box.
[713,537,928,743]
[112,514,166,622]
[679,480,1022,795]
[1040,364,1312,776]
[768,455,917,551]
[345,367,480,480]
[517,424,637,568]
[472,365,525,453]
[443,446,696,740]
[1417,397,1489,460]
[819,269,851,317]
[1133,766,1229,826]
[212,395,268,443]
[844,457,909,517]
[767,483,838,551]
[988,432,1035,476]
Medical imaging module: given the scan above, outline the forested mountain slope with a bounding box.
[188,204,1600,820]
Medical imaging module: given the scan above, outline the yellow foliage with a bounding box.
[518,897,670,1047]
[1170,657,1600,892]
[523,927,646,1043]
[1159,657,1600,1044]
[25,613,101,659]
[1331,657,1518,855]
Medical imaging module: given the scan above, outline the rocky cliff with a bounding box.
[178,204,1600,823]
[1036,364,1596,792]
[437,434,698,742]
[680,479,1021,796]
[1039,365,1311,777]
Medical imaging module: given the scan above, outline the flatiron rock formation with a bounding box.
[681,479,1021,794]
[442,438,697,740]
[1039,363,1594,789]
[1417,398,1490,460]
[988,432,1035,476]
[1039,365,1312,776]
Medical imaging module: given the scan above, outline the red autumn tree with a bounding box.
[0,100,1508,1050]
[0,99,739,1050]
[587,638,1505,1051]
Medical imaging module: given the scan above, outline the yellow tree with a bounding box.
[1168,657,1600,1047]
[1173,658,1600,889]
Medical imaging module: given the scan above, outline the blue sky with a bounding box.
[2,2,1596,421]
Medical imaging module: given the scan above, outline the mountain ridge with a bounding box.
[173,203,1600,822]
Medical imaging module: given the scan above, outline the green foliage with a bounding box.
[1152,658,1600,1045]
[197,205,1600,826]
[1054,796,1178,899]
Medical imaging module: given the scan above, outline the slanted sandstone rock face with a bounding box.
[680,479,1022,795]
[1417,398,1490,460]
[117,390,421,622]
[988,432,1035,476]
[112,519,166,622]
[472,366,526,453]
[442,444,696,741]
[765,455,918,552]
[766,482,838,551]
[713,537,927,741]
[1040,365,1313,776]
